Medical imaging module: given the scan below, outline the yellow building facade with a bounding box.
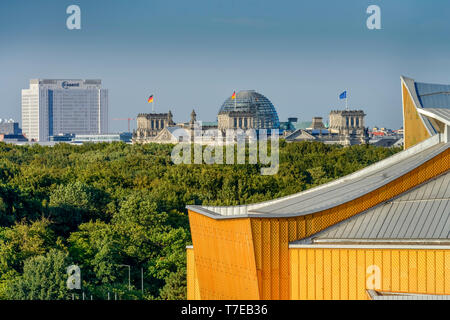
[187,77,450,300]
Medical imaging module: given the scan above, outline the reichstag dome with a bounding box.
[217,90,280,130]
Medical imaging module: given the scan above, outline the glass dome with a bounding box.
[218,90,280,129]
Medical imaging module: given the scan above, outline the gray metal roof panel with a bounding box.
[418,94,450,109]
[415,82,450,95]
[426,200,447,238]
[399,201,422,238]
[369,205,392,238]
[435,202,449,237]
[312,171,450,241]
[415,81,450,109]
[404,201,427,239]
[384,202,407,238]
[439,205,450,238]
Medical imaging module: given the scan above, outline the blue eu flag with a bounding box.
[339,91,347,99]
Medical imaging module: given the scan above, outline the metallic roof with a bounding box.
[415,81,450,109]
[402,77,450,134]
[310,171,450,241]
[187,134,449,219]
[252,144,447,216]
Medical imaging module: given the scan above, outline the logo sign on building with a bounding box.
[61,81,80,89]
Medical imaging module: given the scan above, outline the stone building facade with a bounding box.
[218,110,255,130]
[329,110,369,145]
[310,117,325,129]
[132,90,280,144]
[133,111,175,142]
[286,110,369,146]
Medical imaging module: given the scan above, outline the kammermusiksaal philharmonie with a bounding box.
[186,76,450,300]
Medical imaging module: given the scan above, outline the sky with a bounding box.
[2,0,450,132]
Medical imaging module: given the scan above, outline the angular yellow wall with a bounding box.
[402,83,431,149]
[187,149,449,300]
[186,247,201,300]
[290,248,450,300]
[188,212,260,299]
[248,148,449,300]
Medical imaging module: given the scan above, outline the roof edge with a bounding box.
[288,243,450,250]
[187,135,447,219]
[417,108,450,126]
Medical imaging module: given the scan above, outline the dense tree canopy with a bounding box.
[0,140,400,299]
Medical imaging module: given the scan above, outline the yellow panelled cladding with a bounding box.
[249,148,449,299]
[186,247,201,300]
[188,211,260,300]
[402,83,431,149]
[187,148,449,300]
[290,248,450,300]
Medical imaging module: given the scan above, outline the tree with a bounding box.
[159,268,186,300]
[0,140,401,300]
[48,181,109,235]
[4,249,71,300]
[0,219,55,275]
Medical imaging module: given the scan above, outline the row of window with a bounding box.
[345,117,362,127]
[233,117,253,128]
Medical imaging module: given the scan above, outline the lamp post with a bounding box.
[141,267,144,295]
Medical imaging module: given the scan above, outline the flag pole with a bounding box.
[346,89,348,110]
[234,90,236,111]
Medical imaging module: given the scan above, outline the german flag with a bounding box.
[231,91,236,100]
[148,95,154,103]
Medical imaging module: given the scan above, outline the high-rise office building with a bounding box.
[21,79,108,141]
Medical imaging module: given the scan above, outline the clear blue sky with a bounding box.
[2,0,450,132]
